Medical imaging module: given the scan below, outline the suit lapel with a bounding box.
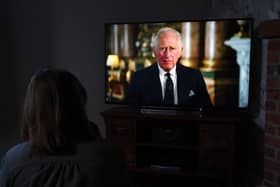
[176,64,192,105]
[148,64,163,104]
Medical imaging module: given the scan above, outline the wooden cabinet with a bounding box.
[102,107,241,187]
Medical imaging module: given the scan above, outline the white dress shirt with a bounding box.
[157,64,178,105]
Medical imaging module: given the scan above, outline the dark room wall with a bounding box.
[0,1,18,158]
[0,0,54,157]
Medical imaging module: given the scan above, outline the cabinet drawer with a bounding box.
[105,118,136,164]
[106,119,135,138]
[199,125,234,150]
[199,151,234,170]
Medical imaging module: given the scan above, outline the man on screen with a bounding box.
[125,27,212,108]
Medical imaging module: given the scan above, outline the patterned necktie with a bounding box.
[163,72,174,105]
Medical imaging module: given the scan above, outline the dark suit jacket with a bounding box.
[126,63,212,108]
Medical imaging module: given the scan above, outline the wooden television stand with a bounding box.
[102,106,243,187]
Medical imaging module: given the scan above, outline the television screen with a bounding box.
[105,18,253,111]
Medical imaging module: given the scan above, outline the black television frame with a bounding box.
[104,17,254,113]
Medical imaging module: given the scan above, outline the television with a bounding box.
[104,18,253,112]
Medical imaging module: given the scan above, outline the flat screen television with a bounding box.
[104,18,253,112]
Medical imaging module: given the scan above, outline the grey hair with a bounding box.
[150,27,183,49]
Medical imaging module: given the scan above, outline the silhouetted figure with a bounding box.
[0,67,130,187]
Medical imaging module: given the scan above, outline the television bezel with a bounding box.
[104,17,254,113]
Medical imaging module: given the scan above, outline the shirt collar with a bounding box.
[157,63,177,77]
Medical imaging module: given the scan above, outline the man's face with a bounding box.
[153,31,182,72]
